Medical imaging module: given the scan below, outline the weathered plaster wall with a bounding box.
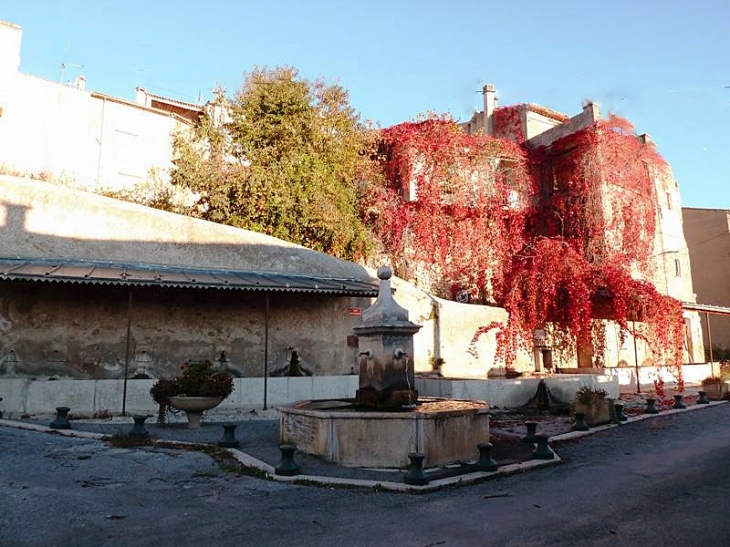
[0,281,367,379]
[0,176,369,278]
[527,102,599,149]
[523,110,561,140]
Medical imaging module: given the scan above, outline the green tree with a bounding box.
[171,67,371,260]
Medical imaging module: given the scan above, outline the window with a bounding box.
[674,258,681,277]
[666,192,672,210]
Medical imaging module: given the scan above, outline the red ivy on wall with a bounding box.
[364,113,685,370]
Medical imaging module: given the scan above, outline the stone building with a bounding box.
[0,20,199,194]
[446,84,712,367]
[682,207,730,356]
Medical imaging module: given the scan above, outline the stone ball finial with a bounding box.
[377,266,392,280]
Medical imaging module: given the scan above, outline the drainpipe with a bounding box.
[263,293,269,410]
[96,96,106,184]
[632,321,641,394]
[706,312,713,365]
[122,288,133,415]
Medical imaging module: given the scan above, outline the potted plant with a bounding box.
[150,360,234,428]
[572,386,613,426]
[701,376,728,401]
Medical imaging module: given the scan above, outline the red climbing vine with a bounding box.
[364,111,685,370]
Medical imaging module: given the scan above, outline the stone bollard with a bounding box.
[404,452,429,485]
[698,390,710,405]
[129,414,150,438]
[614,402,628,422]
[672,394,686,410]
[572,412,590,432]
[475,442,499,472]
[275,444,300,476]
[645,398,659,414]
[532,434,555,460]
[50,407,71,430]
[217,423,240,448]
[521,421,538,443]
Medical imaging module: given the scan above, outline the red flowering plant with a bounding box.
[150,360,234,423]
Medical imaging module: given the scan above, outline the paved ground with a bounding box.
[2,402,729,546]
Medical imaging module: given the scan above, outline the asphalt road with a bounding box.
[2,404,730,547]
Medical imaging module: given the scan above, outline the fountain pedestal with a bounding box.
[354,266,421,409]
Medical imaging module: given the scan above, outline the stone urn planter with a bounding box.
[701,381,729,401]
[573,399,613,427]
[167,396,224,429]
[572,387,613,427]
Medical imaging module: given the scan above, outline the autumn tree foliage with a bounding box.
[171,67,371,260]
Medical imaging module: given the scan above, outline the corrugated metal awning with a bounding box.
[0,257,379,297]
[682,302,730,317]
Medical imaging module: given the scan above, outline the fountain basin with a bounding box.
[279,397,489,468]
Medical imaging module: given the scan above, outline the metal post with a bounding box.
[706,312,714,365]
[122,288,133,415]
[263,294,269,410]
[632,321,641,394]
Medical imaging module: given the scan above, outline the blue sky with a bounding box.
[2,0,729,208]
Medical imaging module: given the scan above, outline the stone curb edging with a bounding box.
[8,400,721,493]
[0,417,561,493]
[550,400,728,442]
[227,447,562,493]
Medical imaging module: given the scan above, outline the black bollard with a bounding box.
[475,442,499,472]
[275,444,300,476]
[129,414,150,438]
[572,412,590,431]
[521,421,538,443]
[532,434,555,460]
[672,394,686,410]
[404,452,429,485]
[614,403,628,422]
[645,398,659,414]
[50,406,71,429]
[217,423,240,448]
[698,390,710,405]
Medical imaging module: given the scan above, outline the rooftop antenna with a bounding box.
[60,62,82,84]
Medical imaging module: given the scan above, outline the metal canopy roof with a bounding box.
[682,302,730,317]
[0,257,379,297]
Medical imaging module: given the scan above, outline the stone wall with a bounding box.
[416,374,620,409]
[683,207,730,352]
[0,281,367,380]
[0,375,358,416]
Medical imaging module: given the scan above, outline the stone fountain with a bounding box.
[279,266,490,468]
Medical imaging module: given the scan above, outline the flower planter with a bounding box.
[167,396,224,429]
[573,398,613,427]
[702,382,729,401]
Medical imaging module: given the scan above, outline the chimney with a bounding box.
[482,84,496,136]
[582,100,600,124]
[135,87,148,107]
[73,75,86,90]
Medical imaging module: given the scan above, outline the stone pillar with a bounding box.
[354,266,422,409]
